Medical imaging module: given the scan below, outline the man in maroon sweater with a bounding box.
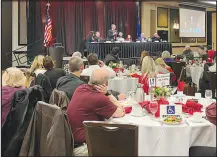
[67,68,125,156]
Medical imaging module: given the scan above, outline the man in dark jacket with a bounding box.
[107,24,118,41]
[56,56,85,100]
[104,47,121,66]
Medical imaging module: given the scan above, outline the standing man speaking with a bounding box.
[107,24,118,41]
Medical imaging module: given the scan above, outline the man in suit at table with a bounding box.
[151,33,161,42]
[137,32,146,42]
[93,31,104,42]
[107,24,118,41]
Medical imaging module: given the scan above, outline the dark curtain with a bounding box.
[28,1,138,56]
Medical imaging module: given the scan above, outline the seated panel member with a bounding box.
[151,33,161,42]
[116,32,125,42]
[93,31,104,42]
[137,33,146,42]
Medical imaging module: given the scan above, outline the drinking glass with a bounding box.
[149,101,158,119]
[205,90,212,99]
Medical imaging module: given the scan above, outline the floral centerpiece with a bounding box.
[152,86,172,100]
[108,62,124,73]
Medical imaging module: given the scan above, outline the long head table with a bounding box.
[87,42,172,60]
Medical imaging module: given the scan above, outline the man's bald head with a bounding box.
[89,68,110,85]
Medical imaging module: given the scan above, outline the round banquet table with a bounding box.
[186,65,204,89]
[108,77,138,94]
[107,96,216,156]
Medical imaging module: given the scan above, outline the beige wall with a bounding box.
[212,12,216,50]
[141,2,208,54]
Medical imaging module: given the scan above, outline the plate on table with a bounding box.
[188,117,205,123]
[161,115,183,125]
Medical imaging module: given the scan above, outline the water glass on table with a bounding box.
[205,90,213,104]
[149,101,158,119]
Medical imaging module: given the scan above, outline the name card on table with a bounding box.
[149,78,156,87]
[156,73,170,87]
[160,105,182,119]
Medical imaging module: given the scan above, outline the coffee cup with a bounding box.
[195,93,201,99]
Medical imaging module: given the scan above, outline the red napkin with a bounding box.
[181,100,203,115]
[113,68,124,73]
[155,98,169,118]
[124,106,132,114]
[131,73,141,79]
[177,80,185,91]
[139,101,150,113]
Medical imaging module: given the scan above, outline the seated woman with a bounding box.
[139,56,157,94]
[207,45,215,62]
[25,55,46,87]
[87,31,95,43]
[183,45,193,59]
[140,51,149,65]
[43,56,66,90]
[104,47,120,66]
[161,51,174,62]
[2,67,26,127]
[156,58,174,73]
[125,35,132,42]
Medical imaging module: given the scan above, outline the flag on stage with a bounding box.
[43,2,52,47]
[137,17,141,38]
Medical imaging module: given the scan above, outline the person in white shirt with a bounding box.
[81,53,116,78]
[209,57,216,72]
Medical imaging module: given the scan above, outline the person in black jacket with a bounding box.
[87,31,95,43]
[104,47,121,66]
[43,56,66,90]
[56,56,85,100]
[107,24,118,41]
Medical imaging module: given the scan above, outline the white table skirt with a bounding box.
[108,77,138,94]
[107,97,216,156]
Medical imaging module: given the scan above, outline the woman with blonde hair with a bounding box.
[25,55,46,87]
[140,50,149,64]
[156,58,174,73]
[2,67,26,127]
[161,51,174,62]
[139,56,157,94]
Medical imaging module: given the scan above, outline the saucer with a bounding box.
[189,117,204,123]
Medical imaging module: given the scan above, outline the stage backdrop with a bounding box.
[28,0,138,56]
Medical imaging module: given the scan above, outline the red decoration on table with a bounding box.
[175,100,203,115]
[131,73,141,79]
[113,68,124,73]
[124,106,132,114]
[139,101,150,113]
[177,80,185,91]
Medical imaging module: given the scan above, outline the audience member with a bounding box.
[207,45,215,62]
[72,51,82,58]
[104,47,121,65]
[161,51,174,62]
[140,56,157,94]
[81,53,115,78]
[140,51,149,64]
[56,56,85,99]
[155,59,170,74]
[183,45,193,59]
[43,56,66,90]
[156,58,174,73]
[2,67,26,127]
[67,68,125,156]
[25,55,46,87]
[116,32,124,42]
[194,45,206,57]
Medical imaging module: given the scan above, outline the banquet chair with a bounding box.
[171,62,186,79]
[208,72,216,98]
[189,146,216,156]
[83,122,138,156]
[80,75,90,83]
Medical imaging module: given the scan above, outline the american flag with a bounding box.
[43,3,52,47]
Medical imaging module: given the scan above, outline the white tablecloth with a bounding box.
[107,97,216,156]
[108,77,138,94]
[186,65,204,89]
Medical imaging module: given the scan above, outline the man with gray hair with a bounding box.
[72,51,82,58]
[108,24,118,41]
[67,68,125,156]
[56,56,85,99]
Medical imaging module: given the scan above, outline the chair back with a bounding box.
[80,75,90,83]
[83,122,138,156]
[208,72,216,98]
[49,89,70,111]
[179,66,186,81]
[171,62,186,79]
